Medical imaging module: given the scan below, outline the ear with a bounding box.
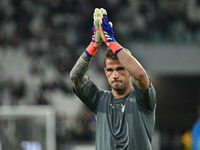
[104,68,107,74]
[104,68,109,78]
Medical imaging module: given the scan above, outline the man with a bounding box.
[70,8,156,150]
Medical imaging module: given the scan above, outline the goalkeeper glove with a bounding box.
[100,8,123,55]
[85,8,103,57]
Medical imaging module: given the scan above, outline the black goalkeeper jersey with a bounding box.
[74,80,156,150]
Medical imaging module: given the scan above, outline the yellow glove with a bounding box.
[85,8,103,56]
[93,8,103,47]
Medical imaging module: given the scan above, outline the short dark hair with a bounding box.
[104,48,131,66]
[104,48,118,65]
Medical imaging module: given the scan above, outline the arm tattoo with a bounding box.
[70,52,93,90]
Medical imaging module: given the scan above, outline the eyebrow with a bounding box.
[116,67,125,70]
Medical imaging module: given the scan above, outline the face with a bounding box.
[104,58,131,92]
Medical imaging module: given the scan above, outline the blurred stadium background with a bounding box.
[0,0,200,150]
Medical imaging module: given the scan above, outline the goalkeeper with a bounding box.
[70,8,156,150]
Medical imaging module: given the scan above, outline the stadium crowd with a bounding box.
[0,0,200,149]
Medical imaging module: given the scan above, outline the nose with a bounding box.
[112,70,119,79]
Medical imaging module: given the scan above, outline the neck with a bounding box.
[112,83,133,99]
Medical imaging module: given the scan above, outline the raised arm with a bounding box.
[99,9,149,91]
[117,49,149,91]
[70,53,92,91]
[70,9,103,91]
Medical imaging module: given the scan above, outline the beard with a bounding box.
[110,79,130,92]
[111,82,125,91]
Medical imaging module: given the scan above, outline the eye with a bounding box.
[106,68,113,72]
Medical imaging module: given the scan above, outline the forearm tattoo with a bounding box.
[70,52,92,90]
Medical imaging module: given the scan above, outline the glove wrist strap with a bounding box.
[85,42,99,57]
[108,42,123,55]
